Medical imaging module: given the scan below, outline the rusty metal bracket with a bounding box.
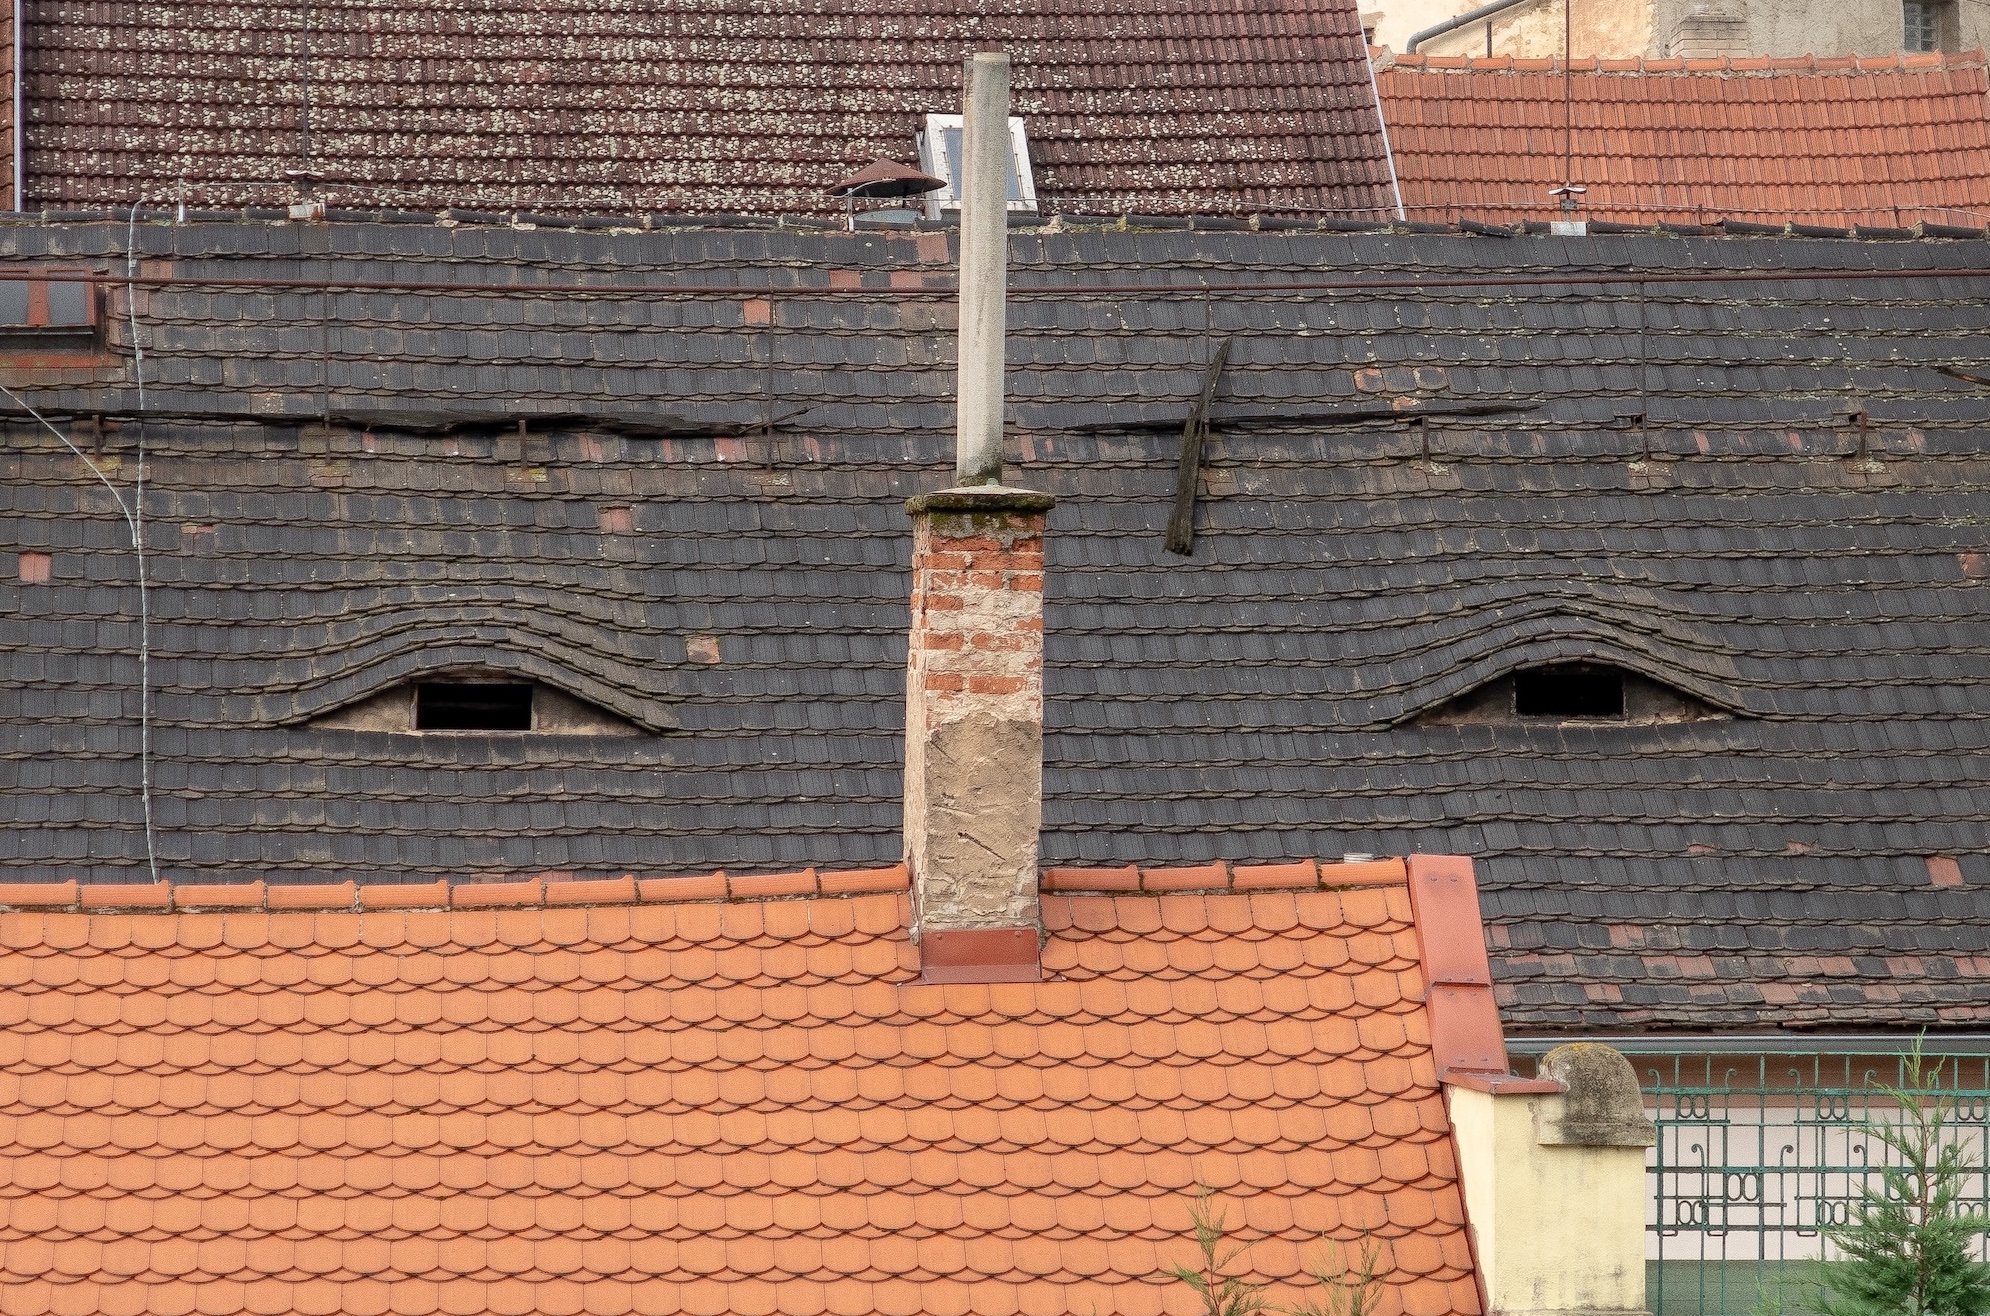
[1164,338,1231,557]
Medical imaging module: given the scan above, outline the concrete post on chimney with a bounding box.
[903,49,1052,984]
[954,51,1009,489]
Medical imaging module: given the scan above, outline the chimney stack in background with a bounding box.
[903,51,1053,984]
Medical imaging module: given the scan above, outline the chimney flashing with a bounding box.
[918,926,1043,984]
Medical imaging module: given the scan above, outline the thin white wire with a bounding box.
[0,375,160,884]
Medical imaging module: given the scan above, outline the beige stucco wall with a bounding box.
[1376,0,1989,56]
[1449,1087,1648,1316]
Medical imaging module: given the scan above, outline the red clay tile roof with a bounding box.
[0,861,1483,1316]
[16,0,1398,219]
[1375,51,1990,227]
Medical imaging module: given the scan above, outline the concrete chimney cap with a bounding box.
[904,486,1056,516]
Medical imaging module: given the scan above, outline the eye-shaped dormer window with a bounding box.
[309,673,641,735]
[1416,662,1728,727]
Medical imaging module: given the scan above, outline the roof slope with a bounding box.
[1375,52,1990,227]
[15,0,1397,219]
[2,220,1989,1032]
[0,870,1478,1316]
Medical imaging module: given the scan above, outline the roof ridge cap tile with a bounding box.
[0,865,912,915]
[1041,857,1408,894]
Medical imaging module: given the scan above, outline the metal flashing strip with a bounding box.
[1506,1033,1990,1055]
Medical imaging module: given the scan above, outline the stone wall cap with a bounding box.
[1534,1042,1659,1147]
[905,485,1058,515]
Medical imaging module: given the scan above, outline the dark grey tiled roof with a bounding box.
[2,218,1987,1031]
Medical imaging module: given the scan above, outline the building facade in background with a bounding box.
[1373,0,1985,63]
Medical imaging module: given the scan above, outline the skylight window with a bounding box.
[917,114,1038,216]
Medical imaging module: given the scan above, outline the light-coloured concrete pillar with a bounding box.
[954,51,1009,488]
[902,486,1053,982]
[1447,1043,1657,1316]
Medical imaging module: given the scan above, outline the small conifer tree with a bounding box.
[1818,1039,1990,1316]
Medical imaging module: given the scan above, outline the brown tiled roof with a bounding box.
[15,0,1398,219]
[1375,51,1990,227]
[0,860,1485,1316]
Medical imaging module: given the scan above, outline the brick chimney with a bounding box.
[903,50,1052,984]
[904,488,1053,982]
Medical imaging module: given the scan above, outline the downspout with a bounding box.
[11,0,21,211]
[1363,50,1407,220]
[1406,0,1546,51]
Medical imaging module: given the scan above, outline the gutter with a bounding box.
[1505,1032,1990,1056]
[1406,0,1547,52]
[1362,48,1407,220]
[11,0,20,211]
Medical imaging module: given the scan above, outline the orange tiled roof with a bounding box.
[0,861,1484,1316]
[1376,50,1990,228]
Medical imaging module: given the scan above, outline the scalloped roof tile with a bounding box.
[0,862,1485,1316]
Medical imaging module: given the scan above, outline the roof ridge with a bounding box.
[0,857,1408,914]
[1384,47,1988,74]
[0,865,910,914]
[1043,857,1407,894]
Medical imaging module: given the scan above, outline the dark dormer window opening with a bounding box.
[1514,664,1625,719]
[1413,661,1730,727]
[414,683,535,731]
[309,673,644,736]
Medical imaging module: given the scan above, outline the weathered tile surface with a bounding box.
[13,0,1396,219]
[1,220,1987,1030]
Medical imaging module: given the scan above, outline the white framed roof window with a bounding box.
[916,114,1038,216]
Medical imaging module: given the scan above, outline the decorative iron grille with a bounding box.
[1638,1052,1990,1316]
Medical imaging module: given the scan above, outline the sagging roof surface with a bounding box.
[11,0,1398,220]
[0,865,1479,1316]
[1,218,1987,1032]
[1375,51,1990,229]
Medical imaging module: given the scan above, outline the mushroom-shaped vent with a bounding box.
[827,158,947,199]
